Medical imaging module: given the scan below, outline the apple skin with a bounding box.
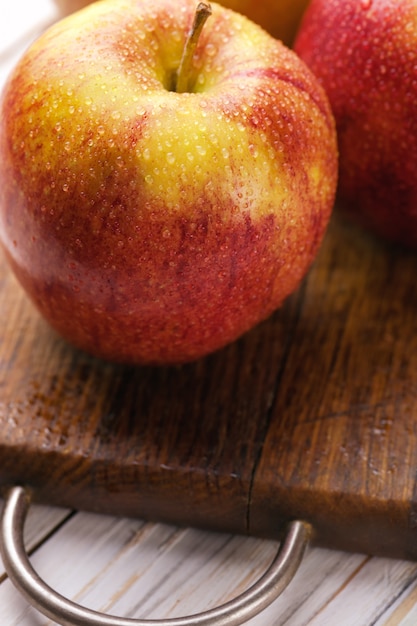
[54,0,311,45]
[0,0,337,365]
[222,0,311,45]
[295,0,417,248]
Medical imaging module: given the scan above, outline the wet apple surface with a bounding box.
[295,0,417,248]
[0,0,337,364]
[54,0,312,46]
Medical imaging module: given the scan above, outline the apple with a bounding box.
[295,0,417,248]
[221,0,312,45]
[54,0,311,46]
[54,0,91,15]
[55,0,90,15]
[0,0,337,365]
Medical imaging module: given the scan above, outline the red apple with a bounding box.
[223,0,312,44]
[54,0,311,45]
[295,0,417,247]
[54,0,91,14]
[0,0,337,365]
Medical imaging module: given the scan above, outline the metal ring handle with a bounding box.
[1,486,310,626]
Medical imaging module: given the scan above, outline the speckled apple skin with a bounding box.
[295,0,417,248]
[55,0,311,46]
[0,0,337,364]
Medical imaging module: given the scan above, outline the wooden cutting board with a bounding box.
[1,211,417,561]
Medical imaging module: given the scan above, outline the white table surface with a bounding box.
[1,2,417,625]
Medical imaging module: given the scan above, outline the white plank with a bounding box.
[249,547,370,625]
[0,498,71,580]
[304,555,417,626]
[0,510,147,624]
[1,506,417,625]
[374,572,417,626]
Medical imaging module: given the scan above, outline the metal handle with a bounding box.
[0,486,310,626]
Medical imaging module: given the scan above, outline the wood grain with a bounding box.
[1,212,417,559]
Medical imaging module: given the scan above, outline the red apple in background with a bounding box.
[295,0,417,248]
[218,0,312,44]
[54,0,311,45]
[0,0,337,365]
[54,0,90,14]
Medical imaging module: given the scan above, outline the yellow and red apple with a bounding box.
[54,0,311,45]
[295,0,417,248]
[0,0,337,364]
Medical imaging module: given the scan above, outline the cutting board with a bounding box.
[2,211,417,561]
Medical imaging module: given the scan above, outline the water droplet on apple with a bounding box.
[222,148,229,159]
[166,153,175,164]
[196,145,206,156]
[205,42,217,57]
[62,184,69,192]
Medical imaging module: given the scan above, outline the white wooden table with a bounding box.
[2,2,417,624]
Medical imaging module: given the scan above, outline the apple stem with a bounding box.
[176,1,212,93]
